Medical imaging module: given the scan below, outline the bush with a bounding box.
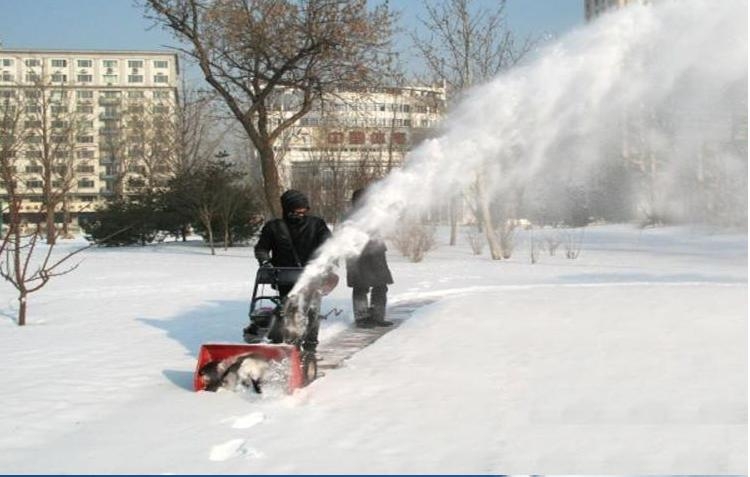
[390,221,437,263]
[82,199,162,246]
[465,227,484,255]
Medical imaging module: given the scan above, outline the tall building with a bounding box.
[276,85,446,220]
[0,49,179,225]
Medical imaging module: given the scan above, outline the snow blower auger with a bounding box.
[194,266,338,394]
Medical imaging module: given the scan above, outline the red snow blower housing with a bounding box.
[194,266,337,393]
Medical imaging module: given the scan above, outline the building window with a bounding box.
[77,74,92,83]
[153,74,169,84]
[24,120,42,129]
[102,75,118,84]
[391,132,407,145]
[51,73,67,83]
[77,59,93,68]
[26,180,43,189]
[348,131,365,145]
[24,59,40,67]
[25,165,43,174]
[25,72,40,83]
[25,105,41,114]
[50,90,68,101]
[128,75,144,83]
[327,132,344,144]
[1,72,13,82]
[128,91,145,99]
[76,150,94,159]
[76,135,94,144]
[25,150,42,159]
[76,164,95,173]
[370,132,385,144]
[102,60,118,69]
[153,60,169,69]
[50,59,67,68]
[1,59,14,67]
[153,90,171,99]
[101,90,121,98]
[77,179,95,189]
[128,60,144,69]
[76,90,93,99]
[76,105,94,114]
[51,105,68,114]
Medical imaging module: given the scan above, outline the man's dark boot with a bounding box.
[368,306,393,327]
[353,288,374,328]
[355,311,375,328]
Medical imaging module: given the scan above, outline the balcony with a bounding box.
[98,97,122,106]
[98,113,120,121]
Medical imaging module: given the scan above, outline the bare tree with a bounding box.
[0,90,123,325]
[0,90,26,238]
[390,216,437,263]
[99,91,135,201]
[144,0,396,218]
[20,79,86,245]
[410,0,538,254]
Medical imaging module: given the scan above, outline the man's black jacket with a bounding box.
[254,216,331,267]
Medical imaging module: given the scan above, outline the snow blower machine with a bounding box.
[194,266,337,394]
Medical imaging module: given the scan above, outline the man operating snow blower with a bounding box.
[246,189,333,355]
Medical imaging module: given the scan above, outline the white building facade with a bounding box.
[275,85,446,220]
[0,49,179,224]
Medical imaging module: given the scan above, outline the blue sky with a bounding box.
[0,0,583,81]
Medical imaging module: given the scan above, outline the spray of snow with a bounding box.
[290,0,747,301]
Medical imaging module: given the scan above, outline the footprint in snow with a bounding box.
[231,411,265,429]
[209,439,263,461]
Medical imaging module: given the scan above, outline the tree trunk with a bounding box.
[46,200,56,245]
[62,196,70,237]
[17,292,27,326]
[449,195,459,246]
[477,174,503,260]
[257,144,283,218]
[199,209,215,256]
[223,220,229,251]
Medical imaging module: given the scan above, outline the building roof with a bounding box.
[0,48,178,57]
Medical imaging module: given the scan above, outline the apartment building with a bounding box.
[276,85,446,219]
[0,49,179,224]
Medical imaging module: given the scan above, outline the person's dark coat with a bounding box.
[345,187,393,288]
[254,190,331,267]
[346,238,394,288]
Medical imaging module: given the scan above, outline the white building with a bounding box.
[0,49,179,224]
[274,85,446,219]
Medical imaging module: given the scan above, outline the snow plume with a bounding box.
[291,0,747,300]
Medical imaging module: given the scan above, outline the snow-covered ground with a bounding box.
[0,224,745,474]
